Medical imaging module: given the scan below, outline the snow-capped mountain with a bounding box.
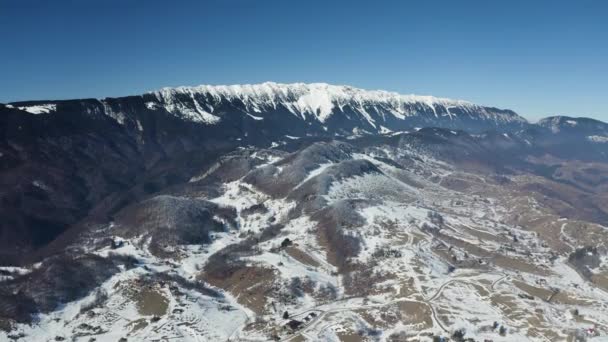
[5,82,528,138]
[150,82,527,132]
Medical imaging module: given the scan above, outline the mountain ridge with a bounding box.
[5,82,607,136]
[5,82,529,134]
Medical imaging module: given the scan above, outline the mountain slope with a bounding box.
[6,82,529,138]
[537,115,608,136]
[1,83,607,264]
[2,131,608,341]
[150,82,528,133]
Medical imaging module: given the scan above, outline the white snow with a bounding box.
[32,180,50,191]
[588,135,608,143]
[380,126,393,134]
[294,86,335,122]
[566,120,578,126]
[145,101,160,110]
[153,89,221,124]
[246,113,264,120]
[150,82,525,126]
[18,104,56,114]
[293,163,333,189]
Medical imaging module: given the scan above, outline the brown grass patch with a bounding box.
[135,288,169,316]
[471,283,490,297]
[492,255,552,276]
[285,246,320,268]
[490,294,526,321]
[591,273,608,292]
[355,308,401,329]
[343,267,396,296]
[513,280,590,305]
[526,314,564,341]
[336,330,366,342]
[512,280,553,300]
[287,335,307,342]
[457,224,508,244]
[396,301,433,329]
[355,300,432,329]
[205,266,276,315]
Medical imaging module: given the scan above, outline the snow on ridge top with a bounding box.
[151,82,527,125]
[154,81,476,109]
[17,104,57,115]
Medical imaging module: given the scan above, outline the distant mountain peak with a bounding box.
[537,115,608,134]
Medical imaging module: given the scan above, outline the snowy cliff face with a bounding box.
[149,82,528,132]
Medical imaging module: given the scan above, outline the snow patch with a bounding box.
[246,113,264,120]
[566,120,578,126]
[145,101,160,110]
[18,104,56,114]
[588,135,608,143]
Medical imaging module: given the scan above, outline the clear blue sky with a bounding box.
[1,0,607,121]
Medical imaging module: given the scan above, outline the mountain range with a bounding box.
[1,83,608,341]
[1,82,607,266]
